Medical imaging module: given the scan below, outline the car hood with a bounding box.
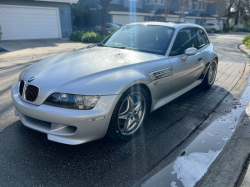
[20,47,164,102]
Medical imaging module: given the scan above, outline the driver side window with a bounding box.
[170,28,196,56]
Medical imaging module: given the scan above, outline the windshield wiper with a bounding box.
[108,46,132,50]
[97,43,107,47]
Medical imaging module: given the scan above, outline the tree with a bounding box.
[71,0,93,28]
[176,0,191,22]
[199,0,227,24]
[99,0,112,35]
[164,0,173,21]
[216,0,226,24]
[233,0,250,27]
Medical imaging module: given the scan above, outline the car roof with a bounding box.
[126,22,203,29]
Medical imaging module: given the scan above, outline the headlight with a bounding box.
[44,93,100,110]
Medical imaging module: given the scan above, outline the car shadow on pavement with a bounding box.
[0,84,235,187]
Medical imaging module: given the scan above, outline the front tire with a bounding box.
[202,59,217,88]
[107,86,149,141]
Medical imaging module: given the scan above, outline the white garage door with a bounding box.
[0,5,61,40]
[113,15,144,25]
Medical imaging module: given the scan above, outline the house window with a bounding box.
[129,0,139,2]
[154,0,164,4]
[146,0,153,4]
[199,3,206,10]
[193,2,198,10]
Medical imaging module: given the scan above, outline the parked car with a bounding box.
[202,22,222,33]
[12,22,218,145]
[96,23,121,32]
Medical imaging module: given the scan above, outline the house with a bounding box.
[0,0,79,40]
[84,0,226,28]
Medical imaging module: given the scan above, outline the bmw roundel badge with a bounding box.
[28,77,35,82]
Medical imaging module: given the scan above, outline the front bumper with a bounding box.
[11,83,120,145]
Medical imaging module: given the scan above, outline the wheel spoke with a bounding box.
[123,118,132,132]
[134,101,141,112]
[119,99,130,116]
[128,96,135,108]
[119,114,128,120]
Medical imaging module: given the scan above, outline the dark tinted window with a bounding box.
[195,28,209,49]
[170,28,197,56]
[104,25,174,55]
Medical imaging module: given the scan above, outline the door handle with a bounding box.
[198,58,203,61]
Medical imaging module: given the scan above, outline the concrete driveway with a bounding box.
[0,39,94,62]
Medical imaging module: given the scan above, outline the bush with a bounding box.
[82,31,106,43]
[233,28,250,32]
[243,35,250,43]
[243,35,250,49]
[70,31,111,43]
[70,31,85,41]
[0,25,2,40]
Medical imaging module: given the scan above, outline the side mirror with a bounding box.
[182,47,198,61]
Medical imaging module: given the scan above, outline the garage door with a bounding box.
[113,15,144,25]
[0,5,61,40]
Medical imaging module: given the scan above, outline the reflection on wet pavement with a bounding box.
[142,75,250,187]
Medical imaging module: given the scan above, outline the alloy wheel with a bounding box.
[117,92,146,135]
[208,60,217,85]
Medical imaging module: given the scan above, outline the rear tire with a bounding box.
[106,86,150,142]
[210,29,216,33]
[201,58,217,88]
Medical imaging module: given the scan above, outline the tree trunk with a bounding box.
[164,0,167,21]
[226,4,231,25]
[100,0,111,35]
[234,0,241,26]
[101,5,107,35]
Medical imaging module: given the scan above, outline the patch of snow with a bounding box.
[171,150,221,187]
[207,133,214,136]
[171,181,178,187]
[223,136,229,141]
[229,125,235,132]
[217,118,232,123]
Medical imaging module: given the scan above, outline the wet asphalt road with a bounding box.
[0,33,246,187]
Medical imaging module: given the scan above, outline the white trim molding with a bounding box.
[152,14,179,18]
[35,0,79,4]
[109,11,153,16]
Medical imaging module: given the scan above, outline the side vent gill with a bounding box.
[148,67,173,80]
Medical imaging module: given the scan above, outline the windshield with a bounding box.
[104,25,174,55]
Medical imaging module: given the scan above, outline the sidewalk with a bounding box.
[196,44,250,187]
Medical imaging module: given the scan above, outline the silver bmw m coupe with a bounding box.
[11,22,218,145]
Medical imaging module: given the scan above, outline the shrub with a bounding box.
[82,31,105,43]
[70,31,108,43]
[70,31,85,41]
[243,35,250,49]
[243,35,250,44]
[0,25,2,40]
[233,28,250,32]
